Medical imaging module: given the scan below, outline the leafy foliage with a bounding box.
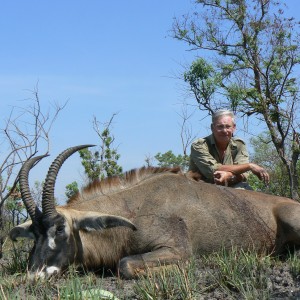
[154,151,189,171]
[184,58,223,114]
[79,127,122,182]
[65,181,79,199]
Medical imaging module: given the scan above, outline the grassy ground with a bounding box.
[1,240,300,299]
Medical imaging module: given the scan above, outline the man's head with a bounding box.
[211,110,236,146]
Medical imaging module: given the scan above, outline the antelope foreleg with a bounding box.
[118,247,189,279]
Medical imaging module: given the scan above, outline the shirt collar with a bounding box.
[210,134,237,149]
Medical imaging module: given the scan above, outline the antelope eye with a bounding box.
[56,225,65,235]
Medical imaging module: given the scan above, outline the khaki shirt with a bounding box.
[189,134,250,183]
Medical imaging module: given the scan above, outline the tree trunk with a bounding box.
[291,148,300,201]
[0,206,3,259]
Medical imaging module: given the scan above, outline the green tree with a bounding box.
[65,114,123,199]
[4,185,23,227]
[172,0,300,199]
[65,181,79,199]
[183,58,223,115]
[79,114,122,182]
[154,151,190,171]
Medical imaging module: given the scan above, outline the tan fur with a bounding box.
[60,167,300,278]
[12,166,300,279]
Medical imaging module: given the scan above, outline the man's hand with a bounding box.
[249,163,270,184]
[213,171,235,186]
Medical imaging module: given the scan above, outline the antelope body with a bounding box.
[10,145,300,279]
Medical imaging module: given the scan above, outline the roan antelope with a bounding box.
[9,145,300,279]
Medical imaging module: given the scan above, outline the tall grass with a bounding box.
[134,260,199,299]
[203,247,272,299]
[286,249,300,279]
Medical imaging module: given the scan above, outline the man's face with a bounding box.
[211,115,236,145]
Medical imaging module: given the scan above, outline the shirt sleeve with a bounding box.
[233,141,249,164]
[190,140,222,181]
[233,139,251,179]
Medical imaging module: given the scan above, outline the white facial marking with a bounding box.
[46,266,60,275]
[47,221,69,250]
[48,235,56,250]
[28,266,60,281]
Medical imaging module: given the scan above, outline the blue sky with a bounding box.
[0,1,299,201]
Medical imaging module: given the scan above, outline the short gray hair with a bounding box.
[212,110,235,125]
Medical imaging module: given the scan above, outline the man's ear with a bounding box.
[232,123,237,135]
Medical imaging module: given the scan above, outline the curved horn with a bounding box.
[19,154,48,221]
[42,144,95,218]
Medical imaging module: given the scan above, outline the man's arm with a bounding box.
[189,139,221,182]
[214,139,269,185]
[215,163,270,184]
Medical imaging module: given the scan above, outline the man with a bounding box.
[189,110,270,189]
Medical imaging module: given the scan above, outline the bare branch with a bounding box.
[177,104,197,155]
[0,86,66,211]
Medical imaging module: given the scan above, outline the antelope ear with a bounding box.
[9,220,35,241]
[74,212,137,232]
